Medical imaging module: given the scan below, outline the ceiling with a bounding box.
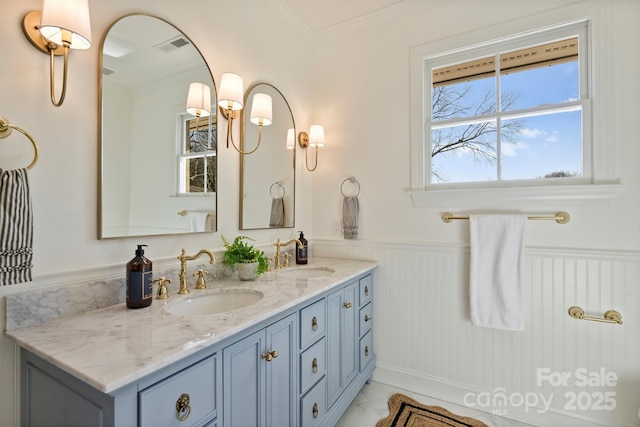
[275,0,412,33]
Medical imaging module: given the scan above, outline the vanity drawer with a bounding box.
[139,354,218,427]
[359,302,373,337]
[300,299,326,349]
[359,275,372,306]
[300,377,326,427]
[300,337,326,394]
[359,331,374,372]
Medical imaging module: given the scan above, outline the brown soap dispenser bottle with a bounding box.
[296,231,308,265]
[126,245,153,309]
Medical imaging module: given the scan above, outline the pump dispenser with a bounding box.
[126,245,153,309]
[296,231,308,265]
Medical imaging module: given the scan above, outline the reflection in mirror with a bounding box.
[99,14,217,239]
[240,84,295,229]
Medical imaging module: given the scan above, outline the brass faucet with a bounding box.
[177,249,216,294]
[274,238,302,270]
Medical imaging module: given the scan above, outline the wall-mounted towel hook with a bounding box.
[0,116,39,170]
[340,176,360,197]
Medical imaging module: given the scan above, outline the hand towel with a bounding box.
[469,214,526,330]
[187,211,209,232]
[0,168,33,285]
[269,197,284,227]
[343,196,359,239]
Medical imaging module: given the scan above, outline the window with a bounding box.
[422,22,589,188]
[178,115,217,194]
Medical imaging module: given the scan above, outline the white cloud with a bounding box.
[520,127,542,138]
[545,130,560,142]
[502,141,529,157]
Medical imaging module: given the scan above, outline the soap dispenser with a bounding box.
[126,245,153,309]
[296,231,308,265]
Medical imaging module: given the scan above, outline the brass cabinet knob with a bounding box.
[312,357,318,373]
[364,346,369,357]
[364,286,369,296]
[175,393,191,421]
[311,316,318,331]
[364,315,372,322]
[312,402,319,419]
[261,350,278,362]
[342,302,352,309]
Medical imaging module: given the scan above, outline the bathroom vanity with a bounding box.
[6,258,376,427]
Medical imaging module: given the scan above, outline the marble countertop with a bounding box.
[5,258,376,394]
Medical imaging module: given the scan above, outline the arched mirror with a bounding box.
[99,14,217,239]
[240,83,295,229]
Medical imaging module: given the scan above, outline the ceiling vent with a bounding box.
[155,36,190,53]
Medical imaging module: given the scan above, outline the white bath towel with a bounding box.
[187,211,209,232]
[469,214,526,330]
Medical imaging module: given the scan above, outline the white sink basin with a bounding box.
[278,266,336,279]
[167,290,264,316]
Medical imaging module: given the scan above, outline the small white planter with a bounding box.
[237,262,259,281]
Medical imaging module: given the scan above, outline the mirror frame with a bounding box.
[98,13,217,239]
[239,83,296,230]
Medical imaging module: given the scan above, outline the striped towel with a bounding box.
[0,168,33,285]
[269,197,284,228]
[343,196,359,239]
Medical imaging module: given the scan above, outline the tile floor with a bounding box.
[336,381,537,427]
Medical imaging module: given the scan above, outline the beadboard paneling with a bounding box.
[314,240,640,427]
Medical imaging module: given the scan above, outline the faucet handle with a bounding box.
[193,270,209,290]
[153,277,172,299]
[282,252,292,267]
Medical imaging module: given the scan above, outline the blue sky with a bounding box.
[431,61,581,183]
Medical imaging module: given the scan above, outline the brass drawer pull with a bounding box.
[312,357,318,373]
[176,393,191,421]
[364,315,372,322]
[311,316,318,331]
[261,350,278,362]
[365,346,369,357]
[364,286,369,296]
[342,302,352,309]
[312,402,319,419]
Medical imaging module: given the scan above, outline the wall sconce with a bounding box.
[22,0,92,107]
[217,73,272,155]
[186,82,212,151]
[298,125,325,171]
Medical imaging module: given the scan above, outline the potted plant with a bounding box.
[221,235,270,280]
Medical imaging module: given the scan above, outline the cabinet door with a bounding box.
[265,314,297,427]
[326,281,358,408]
[222,330,265,427]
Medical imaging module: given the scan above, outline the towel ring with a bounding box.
[270,181,285,198]
[340,176,360,197]
[0,117,39,170]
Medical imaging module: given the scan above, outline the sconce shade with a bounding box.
[186,82,211,117]
[250,93,272,126]
[309,125,325,148]
[286,128,295,150]
[39,0,92,49]
[218,73,243,110]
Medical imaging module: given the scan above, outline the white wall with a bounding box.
[312,0,640,425]
[0,1,315,425]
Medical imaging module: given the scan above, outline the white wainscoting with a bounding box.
[313,239,640,427]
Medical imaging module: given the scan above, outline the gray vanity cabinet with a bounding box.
[222,313,297,427]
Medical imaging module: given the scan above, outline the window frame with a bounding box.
[176,112,217,197]
[409,15,622,208]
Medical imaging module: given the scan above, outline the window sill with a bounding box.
[409,183,623,208]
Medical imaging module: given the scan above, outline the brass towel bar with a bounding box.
[442,211,570,224]
[177,210,212,217]
[0,116,39,170]
[568,306,623,325]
